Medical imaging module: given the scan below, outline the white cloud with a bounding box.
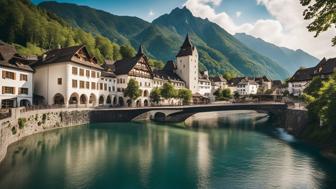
[185,0,336,59]
[148,10,155,17]
[235,11,241,18]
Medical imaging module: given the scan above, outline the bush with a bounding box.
[18,118,26,129]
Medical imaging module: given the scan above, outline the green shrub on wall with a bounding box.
[18,118,26,129]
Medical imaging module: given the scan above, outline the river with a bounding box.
[0,111,336,189]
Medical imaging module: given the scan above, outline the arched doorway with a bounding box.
[53,93,64,105]
[136,100,141,107]
[89,93,97,106]
[106,95,112,104]
[127,99,132,107]
[113,96,117,106]
[69,93,79,105]
[144,99,149,107]
[143,90,149,97]
[80,94,87,105]
[118,97,124,106]
[20,99,31,107]
[99,95,104,105]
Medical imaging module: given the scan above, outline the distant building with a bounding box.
[288,57,336,96]
[236,79,258,95]
[210,75,227,91]
[0,42,34,108]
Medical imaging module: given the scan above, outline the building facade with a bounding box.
[0,42,34,108]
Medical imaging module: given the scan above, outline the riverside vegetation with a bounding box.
[302,74,336,155]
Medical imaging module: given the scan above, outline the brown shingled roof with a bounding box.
[0,42,34,72]
[32,45,103,70]
[289,67,314,82]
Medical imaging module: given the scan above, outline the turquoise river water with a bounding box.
[0,111,336,189]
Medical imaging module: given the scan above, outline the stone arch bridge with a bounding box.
[89,103,288,123]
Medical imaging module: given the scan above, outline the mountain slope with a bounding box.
[152,7,289,79]
[39,2,289,79]
[234,33,319,74]
[39,1,150,45]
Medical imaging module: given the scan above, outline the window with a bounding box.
[104,83,107,91]
[20,74,28,81]
[57,78,62,85]
[72,67,78,75]
[2,86,15,94]
[19,88,28,95]
[91,71,96,78]
[86,81,90,89]
[86,70,90,77]
[80,81,85,89]
[112,86,115,92]
[72,80,77,88]
[91,82,96,90]
[100,83,103,90]
[97,72,100,78]
[109,87,111,92]
[2,71,15,80]
[80,69,84,76]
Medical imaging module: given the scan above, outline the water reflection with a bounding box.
[0,111,336,189]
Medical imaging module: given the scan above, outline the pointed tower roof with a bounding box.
[176,34,194,57]
[181,34,192,49]
[136,44,144,56]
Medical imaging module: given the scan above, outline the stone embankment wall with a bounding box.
[0,108,90,162]
[283,108,309,135]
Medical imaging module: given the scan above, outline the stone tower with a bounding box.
[176,34,199,94]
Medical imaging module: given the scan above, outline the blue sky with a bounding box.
[31,0,272,23]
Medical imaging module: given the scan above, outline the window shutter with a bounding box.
[2,86,4,94]
[2,71,5,79]
[13,87,15,94]
[13,72,16,80]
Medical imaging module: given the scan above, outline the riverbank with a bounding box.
[0,108,91,162]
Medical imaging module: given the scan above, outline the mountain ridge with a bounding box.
[234,33,319,74]
[38,1,290,79]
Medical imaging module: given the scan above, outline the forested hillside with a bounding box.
[0,0,123,63]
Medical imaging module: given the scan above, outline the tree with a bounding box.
[234,91,240,99]
[120,44,136,59]
[304,77,323,98]
[148,59,164,70]
[160,82,177,100]
[223,71,237,81]
[222,89,232,98]
[150,87,161,105]
[213,89,223,98]
[124,79,141,101]
[300,0,336,45]
[177,88,192,105]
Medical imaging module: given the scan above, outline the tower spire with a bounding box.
[137,44,144,56]
[182,33,192,48]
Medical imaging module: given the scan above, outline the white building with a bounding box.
[32,45,117,107]
[288,58,336,96]
[198,71,212,97]
[237,79,259,95]
[0,42,34,108]
[288,67,314,96]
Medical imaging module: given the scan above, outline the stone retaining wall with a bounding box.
[0,108,90,162]
[283,108,309,135]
